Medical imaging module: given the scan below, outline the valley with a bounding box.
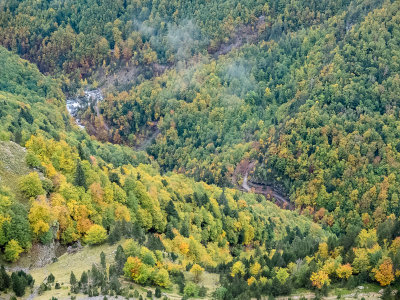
[1,0,400,299]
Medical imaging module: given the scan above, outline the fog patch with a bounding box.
[166,20,208,62]
[220,60,256,98]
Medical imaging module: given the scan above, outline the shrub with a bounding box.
[134,289,140,297]
[47,273,55,283]
[199,286,207,297]
[184,282,199,298]
[155,287,162,298]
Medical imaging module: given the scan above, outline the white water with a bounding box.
[66,89,103,129]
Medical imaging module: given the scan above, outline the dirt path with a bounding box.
[275,291,382,300]
[26,284,40,300]
[241,161,294,210]
[242,161,255,192]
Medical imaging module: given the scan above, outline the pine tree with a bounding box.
[133,222,145,244]
[11,273,25,297]
[0,266,10,291]
[108,223,122,245]
[74,160,86,189]
[123,219,134,238]
[77,143,88,161]
[80,271,88,285]
[166,200,179,220]
[155,287,162,298]
[19,108,33,124]
[218,190,227,205]
[91,264,101,286]
[14,128,22,145]
[180,221,189,238]
[70,271,77,287]
[166,224,175,239]
[110,276,121,294]
[146,234,164,251]
[108,264,117,280]
[223,200,231,216]
[47,273,55,283]
[114,245,126,275]
[100,251,106,269]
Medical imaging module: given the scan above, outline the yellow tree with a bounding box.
[352,248,371,273]
[115,204,131,222]
[310,270,330,289]
[89,182,104,204]
[84,224,107,245]
[247,276,256,286]
[124,256,143,280]
[336,264,353,280]
[152,268,171,287]
[373,258,394,286]
[276,268,289,285]
[28,197,53,235]
[190,264,204,283]
[4,239,23,262]
[317,242,329,260]
[231,261,245,277]
[358,229,378,248]
[250,262,261,276]
[123,256,152,285]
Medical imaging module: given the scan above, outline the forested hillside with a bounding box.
[81,0,400,234]
[0,0,353,92]
[0,46,329,299]
[1,0,400,299]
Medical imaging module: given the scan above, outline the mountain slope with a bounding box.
[0,46,331,299]
[1,0,400,299]
[80,0,400,233]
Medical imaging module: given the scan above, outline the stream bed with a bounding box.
[66,89,103,129]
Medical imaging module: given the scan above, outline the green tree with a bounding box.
[0,266,11,291]
[4,240,23,262]
[184,282,199,297]
[190,264,204,283]
[152,268,170,288]
[80,271,88,285]
[115,245,126,275]
[100,251,106,269]
[70,271,77,287]
[74,160,87,189]
[11,273,26,297]
[84,225,107,245]
[155,287,162,298]
[18,172,44,199]
[47,273,55,283]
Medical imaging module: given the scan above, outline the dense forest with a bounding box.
[0,0,355,92]
[76,0,400,238]
[1,0,400,299]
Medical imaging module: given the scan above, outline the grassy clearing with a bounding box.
[0,141,30,200]
[28,241,123,300]
[279,284,383,300]
[26,239,220,300]
[30,242,123,286]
